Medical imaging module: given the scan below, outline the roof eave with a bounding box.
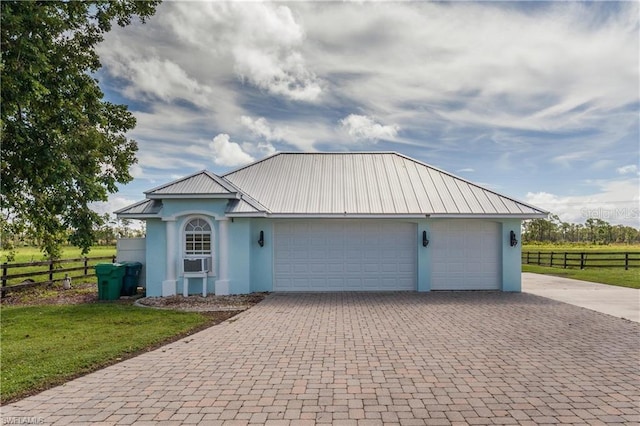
[226,212,270,218]
[146,193,240,200]
[266,213,431,219]
[429,213,548,219]
[115,213,160,220]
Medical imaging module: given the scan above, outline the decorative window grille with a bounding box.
[185,218,212,256]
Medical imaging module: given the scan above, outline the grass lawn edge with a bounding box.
[0,309,241,405]
[522,264,639,289]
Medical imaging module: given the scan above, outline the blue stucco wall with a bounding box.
[142,210,522,295]
[250,220,273,292]
[162,199,228,219]
[228,218,251,294]
[501,219,522,291]
[416,220,431,292]
[144,199,229,296]
[145,219,166,297]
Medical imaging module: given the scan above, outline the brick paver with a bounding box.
[2,292,639,425]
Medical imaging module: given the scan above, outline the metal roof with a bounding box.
[223,152,548,217]
[115,199,163,216]
[116,152,547,219]
[226,198,269,216]
[145,170,239,198]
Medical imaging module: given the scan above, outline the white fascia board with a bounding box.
[428,213,549,219]
[145,193,240,200]
[115,213,159,220]
[225,212,269,218]
[267,214,429,219]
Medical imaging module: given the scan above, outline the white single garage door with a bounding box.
[430,220,501,290]
[274,221,417,291]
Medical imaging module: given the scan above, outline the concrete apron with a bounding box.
[522,272,640,323]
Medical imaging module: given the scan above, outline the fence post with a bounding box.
[563,252,567,269]
[49,259,54,282]
[580,252,585,270]
[526,251,530,264]
[112,255,116,263]
[84,257,88,276]
[550,252,554,267]
[537,251,541,266]
[2,262,7,298]
[625,252,629,271]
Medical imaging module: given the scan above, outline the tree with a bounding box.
[1,1,160,258]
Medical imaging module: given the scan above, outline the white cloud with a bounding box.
[302,2,638,136]
[90,196,145,230]
[240,115,331,151]
[99,44,214,107]
[240,116,285,142]
[617,164,638,175]
[526,178,640,227]
[167,2,322,102]
[209,134,255,167]
[95,1,639,204]
[129,164,144,178]
[340,114,399,141]
[241,141,277,158]
[90,196,138,217]
[457,168,475,173]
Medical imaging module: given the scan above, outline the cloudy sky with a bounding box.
[93,1,639,227]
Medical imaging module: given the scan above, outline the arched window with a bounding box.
[184,218,212,256]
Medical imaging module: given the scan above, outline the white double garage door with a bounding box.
[274,220,502,291]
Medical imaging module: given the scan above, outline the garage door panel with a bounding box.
[431,220,501,290]
[274,221,417,291]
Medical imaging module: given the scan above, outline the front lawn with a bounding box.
[522,264,640,289]
[0,303,225,403]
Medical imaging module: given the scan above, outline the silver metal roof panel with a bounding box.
[115,199,162,217]
[145,170,238,198]
[223,152,548,217]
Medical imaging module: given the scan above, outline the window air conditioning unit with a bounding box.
[183,258,210,273]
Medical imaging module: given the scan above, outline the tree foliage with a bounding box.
[522,215,640,245]
[1,1,160,258]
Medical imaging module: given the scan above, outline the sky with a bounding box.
[91,0,639,227]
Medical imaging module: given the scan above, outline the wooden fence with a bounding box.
[522,251,640,270]
[1,255,116,295]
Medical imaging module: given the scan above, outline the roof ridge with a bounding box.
[145,169,238,195]
[222,152,283,177]
[144,169,208,195]
[222,152,407,177]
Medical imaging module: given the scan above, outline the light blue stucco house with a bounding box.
[116,152,547,296]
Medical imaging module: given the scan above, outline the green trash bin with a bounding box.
[95,263,126,301]
[121,262,142,296]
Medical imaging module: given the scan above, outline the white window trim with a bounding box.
[182,216,216,276]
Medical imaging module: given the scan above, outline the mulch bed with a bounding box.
[136,293,269,311]
[1,282,100,306]
[1,282,269,312]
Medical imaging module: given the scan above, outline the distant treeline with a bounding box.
[523,215,640,245]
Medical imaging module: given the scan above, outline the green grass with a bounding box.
[523,243,640,252]
[522,264,640,289]
[1,246,117,287]
[0,303,210,403]
[522,243,640,288]
[1,245,116,264]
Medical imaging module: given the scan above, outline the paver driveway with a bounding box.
[3,292,639,425]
